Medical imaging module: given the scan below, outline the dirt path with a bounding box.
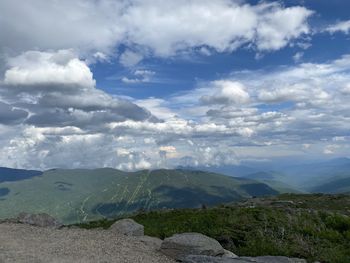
[0,223,175,263]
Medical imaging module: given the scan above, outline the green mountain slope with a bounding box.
[0,168,278,224]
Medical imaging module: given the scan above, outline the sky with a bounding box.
[0,0,349,170]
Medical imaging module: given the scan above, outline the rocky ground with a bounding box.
[0,223,174,263]
[0,213,309,263]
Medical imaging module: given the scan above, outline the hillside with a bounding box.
[0,168,278,224]
[79,194,350,263]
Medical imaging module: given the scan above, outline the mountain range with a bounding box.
[1,157,349,224]
[0,168,278,224]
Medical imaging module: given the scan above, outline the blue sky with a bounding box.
[0,0,349,170]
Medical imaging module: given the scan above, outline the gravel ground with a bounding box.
[0,223,175,263]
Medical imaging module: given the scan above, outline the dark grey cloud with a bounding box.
[1,50,158,130]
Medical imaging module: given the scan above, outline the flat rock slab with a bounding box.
[0,223,174,263]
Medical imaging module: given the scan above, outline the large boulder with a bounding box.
[16,212,63,228]
[161,233,225,261]
[109,218,144,236]
[183,255,307,263]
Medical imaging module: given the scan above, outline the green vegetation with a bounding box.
[78,194,350,263]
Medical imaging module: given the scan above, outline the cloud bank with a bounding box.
[0,0,348,170]
[1,51,350,169]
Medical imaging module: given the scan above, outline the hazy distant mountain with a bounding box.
[281,158,350,190]
[0,168,278,224]
[310,175,350,194]
[183,158,350,193]
[242,171,301,194]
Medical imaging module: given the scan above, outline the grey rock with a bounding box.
[222,249,238,258]
[0,223,174,263]
[109,218,144,236]
[183,255,250,263]
[184,255,307,263]
[137,235,163,250]
[16,213,63,228]
[240,256,307,263]
[161,232,225,261]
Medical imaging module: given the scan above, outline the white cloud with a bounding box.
[293,52,304,63]
[121,70,155,84]
[201,81,250,105]
[325,20,350,34]
[255,4,313,51]
[0,0,313,64]
[4,50,95,88]
[0,0,126,57]
[135,98,176,119]
[123,1,313,56]
[119,50,144,67]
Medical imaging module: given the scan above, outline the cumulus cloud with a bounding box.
[122,1,312,56]
[1,50,156,130]
[254,4,312,51]
[4,50,95,88]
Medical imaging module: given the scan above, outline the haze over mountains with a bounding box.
[198,157,350,194]
[1,157,349,224]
